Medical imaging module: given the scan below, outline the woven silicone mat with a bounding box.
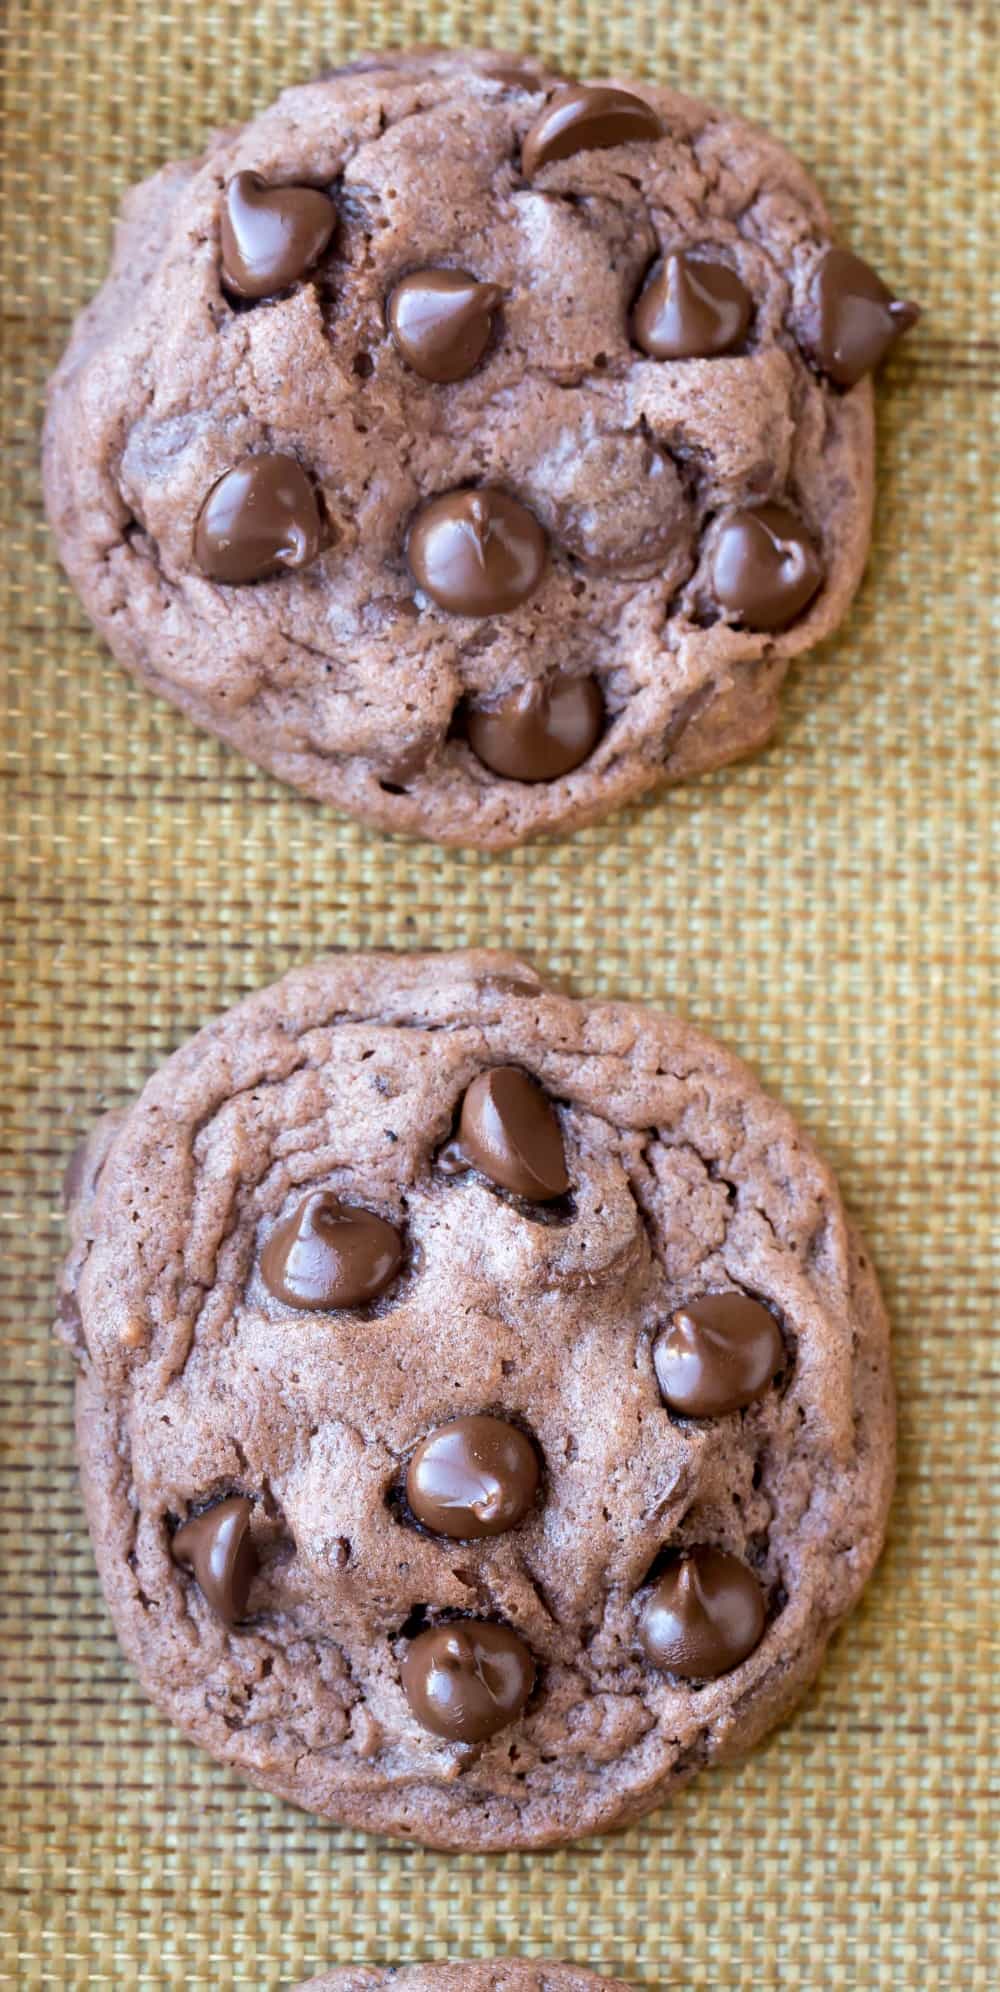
[2,1,995,1985]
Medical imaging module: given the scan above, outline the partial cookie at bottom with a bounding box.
[294,1966,631,1992]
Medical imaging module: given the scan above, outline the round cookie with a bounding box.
[43,49,917,850]
[58,951,894,1850]
[294,1967,630,1992]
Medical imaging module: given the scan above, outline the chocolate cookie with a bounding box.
[295,1966,630,1991]
[59,951,893,1850]
[43,50,916,850]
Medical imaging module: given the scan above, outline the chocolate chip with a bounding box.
[171,1495,257,1625]
[401,1620,535,1741]
[62,1135,98,1211]
[55,1286,84,1346]
[638,1547,765,1679]
[712,502,823,630]
[811,247,920,388]
[632,252,752,360]
[407,488,547,616]
[194,454,322,584]
[480,60,548,90]
[260,1190,403,1309]
[406,1416,541,1538]
[521,83,664,176]
[457,1066,569,1200]
[378,735,433,786]
[219,171,337,301]
[653,1293,784,1417]
[388,269,504,383]
[467,673,604,782]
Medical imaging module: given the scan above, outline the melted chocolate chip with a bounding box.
[522,84,664,176]
[467,674,604,781]
[632,252,752,360]
[811,247,920,388]
[406,1416,541,1538]
[388,269,504,382]
[260,1190,403,1309]
[194,454,322,584]
[220,171,336,301]
[457,1066,569,1200]
[407,488,547,615]
[171,1495,257,1625]
[401,1620,535,1741]
[654,1293,784,1417]
[638,1547,765,1679]
[712,502,823,630]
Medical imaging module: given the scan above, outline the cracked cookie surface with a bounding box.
[60,950,893,1849]
[43,48,888,849]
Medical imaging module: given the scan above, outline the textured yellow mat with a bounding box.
[2,1,995,1986]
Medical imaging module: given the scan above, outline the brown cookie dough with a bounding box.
[59,951,894,1850]
[43,51,915,850]
[294,1967,630,1992]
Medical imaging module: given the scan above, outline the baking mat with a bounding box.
[1,1,995,1985]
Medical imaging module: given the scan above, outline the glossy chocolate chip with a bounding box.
[388,269,504,383]
[467,673,604,782]
[220,171,337,301]
[654,1293,784,1417]
[406,1416,541,1538]
[522,84,664,176]
[812,247,920,388]
[639,1547,765,1679]
[712,502,823,631]
[194,454,322,584]
[401,1620,535,1741]
[172,1495,257,1625]
[632,252,752,360]
[260,1190,403,1309]
[407,488,547,616]
[457,1066,569,1200]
